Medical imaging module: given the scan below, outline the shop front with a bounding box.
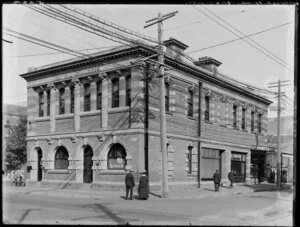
[231,152,247,182]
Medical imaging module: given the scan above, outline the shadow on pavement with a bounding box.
[204,188,215,192]
[149,192,161,198]
[18,209,41,224]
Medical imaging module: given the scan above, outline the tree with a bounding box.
[5,117,27,170]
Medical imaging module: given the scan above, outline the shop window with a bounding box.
[165,83,170,112]
[39,92,44,117]
[241,108,246,130]
[59,88,65,115]
[97,81,102,110]
[233,105,237,128]
[251,111,255,132]
[187,91,193,117]
[187,146,193,174]
[47,90,50,116]
[126,76,131,106]
[258,113,262,133]
[84,84,91,111]
[231,152,246,182]
[112,79,119,108]
[55,146,69,169]
[107,144,127,170]
[204,96,210,121]
[70,86,74,113]
[202,148,221,180]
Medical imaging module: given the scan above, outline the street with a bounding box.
[3,188,293,225]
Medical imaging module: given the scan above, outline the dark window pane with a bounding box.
[55,147,69,169]
[84,84,91,111]
[107,144,126,169]
[70,86,74,113]
[97,82,102,110]
[112,79,119,108]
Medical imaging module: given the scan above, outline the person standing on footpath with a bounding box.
[138,170,149,200]
[213,169,221,192]
[228,170,234,189]
[125,168,135,200]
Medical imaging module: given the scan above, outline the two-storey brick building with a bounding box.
[20,38,272,189]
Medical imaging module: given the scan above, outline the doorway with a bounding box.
[83,146,93,183]
[251,151,266,182]
[37,148,43,181]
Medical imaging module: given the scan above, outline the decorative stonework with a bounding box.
[70,136,77,143]
[46,137,52,145]
[97,134,105,142]
[164,74,175,86]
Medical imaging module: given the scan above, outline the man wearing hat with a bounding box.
[125,168,135,200]
[138,170,149,200]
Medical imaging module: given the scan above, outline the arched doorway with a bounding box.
[83,145,93,183]
[37,148,43,181]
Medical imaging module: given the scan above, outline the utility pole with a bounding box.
[144,11,178,198]
[268,79,291,187]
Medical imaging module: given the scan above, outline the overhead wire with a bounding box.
[201,5,293,69]
[192,5,294,72]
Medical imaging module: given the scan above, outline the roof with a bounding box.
[3,103,27,116]
[163,37,189,50]
[195,56,222,67]
[19,43,272,106]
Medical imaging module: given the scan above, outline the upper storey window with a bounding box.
[70,86,74,113]
[233,105,237,128]
[251,111,255,132]
[47,90,50,116]
[187,91,193,117]
[84,84,91,112]
[39,92,44,117]
[165,83,170,112]
[126,76,131,106]
[258,113,262,133]
[204,96,210,121]
[97,81,102,110]
[112,79,119,108]
[241,108,246,130]
[59,88,65,115]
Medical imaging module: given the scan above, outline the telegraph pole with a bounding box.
[268,79,291,187]
[144,11,178,198]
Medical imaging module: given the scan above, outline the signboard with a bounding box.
[251,146,276,152]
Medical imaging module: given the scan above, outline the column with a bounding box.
[90,81,97,111]
[237,105,241,129]
[80,83,84,113]
[119,75,126,107]
[216,98,221,123]
[49,84,56,134]
[65,86,70,114]
[221,149,231,181]
[74,80,81,132]
[27,87,38,136]
[246,107,251,131]
[246,151,251,182]
[225,101,229,126]
[262,110,267,135]
[193,90,198,119]
[210,95,215,123]
[201,92,206,121]
[101,74,108,129]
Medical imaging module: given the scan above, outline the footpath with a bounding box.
[3,181,293,200]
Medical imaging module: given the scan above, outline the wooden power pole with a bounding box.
[144,11,178,198]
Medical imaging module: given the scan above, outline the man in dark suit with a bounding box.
[125,168,135,200]
[213,169,221,192]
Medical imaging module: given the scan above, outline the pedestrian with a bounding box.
[228,170,234,189]
[125,168,135,200]
[213,169,221,192]
[138,170,149,200]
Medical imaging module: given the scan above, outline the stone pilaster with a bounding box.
[225,101,229,126]
[80,83,84,113]
[262,110,268,134]
[246,152,251,181]
[201,93,206,121]
[210,96,215,123]
[101,75,108,129]
[48,83,56,134]
[119,75,126,107]
[90,81,97,111]
[27,87,38,136]
[74,80,81,132]
[246,107,251,131]
[193,91,198,119]
[237,105,241,129]
[221,149,231,181]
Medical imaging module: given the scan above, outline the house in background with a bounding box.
[2,103,27,169]
[19,38,272,189]
[265,116,294,183]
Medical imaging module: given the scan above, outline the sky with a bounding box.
[2,4,295,118]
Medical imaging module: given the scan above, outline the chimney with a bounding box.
[194,56,222,75]
[163,37,189,61]
[27,67,36,73]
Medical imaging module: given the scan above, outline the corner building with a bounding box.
[20,38,272,189]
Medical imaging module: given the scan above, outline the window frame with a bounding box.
[55,147,69,170]
[258,113,262,133]
[84,83,91,112]
[126,76,131,106]
[107,144,127,170]
[46,90,50,116]
[70,86,74,113]
[187,91,194,117]
[233,105,237,128]
[96,81,102,110]
[59,88,65,115]
[38,92,44,117]
[204,96,210,121]
[187,146,193,174]
[112,79,120,108]
[251,111,255,132]
[241,108,246,130]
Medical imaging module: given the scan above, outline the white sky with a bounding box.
[2,4,295,118]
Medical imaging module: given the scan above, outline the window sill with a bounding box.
[186,174,196,177]
[47,169,69,174]
[56,113,74,119]
[108,106,130,113]
[80,110,101,116]
[204,120,212,124]
[100,169,127,175]
[36,116,50,122]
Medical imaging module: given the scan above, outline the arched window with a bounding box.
[55,146,69,169]
[107,144,127,170]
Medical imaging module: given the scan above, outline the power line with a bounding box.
[187,21,294,54]
[192,6,294,72]
[201,5,293,69]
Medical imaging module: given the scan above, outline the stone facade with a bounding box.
[20,42,272,188]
